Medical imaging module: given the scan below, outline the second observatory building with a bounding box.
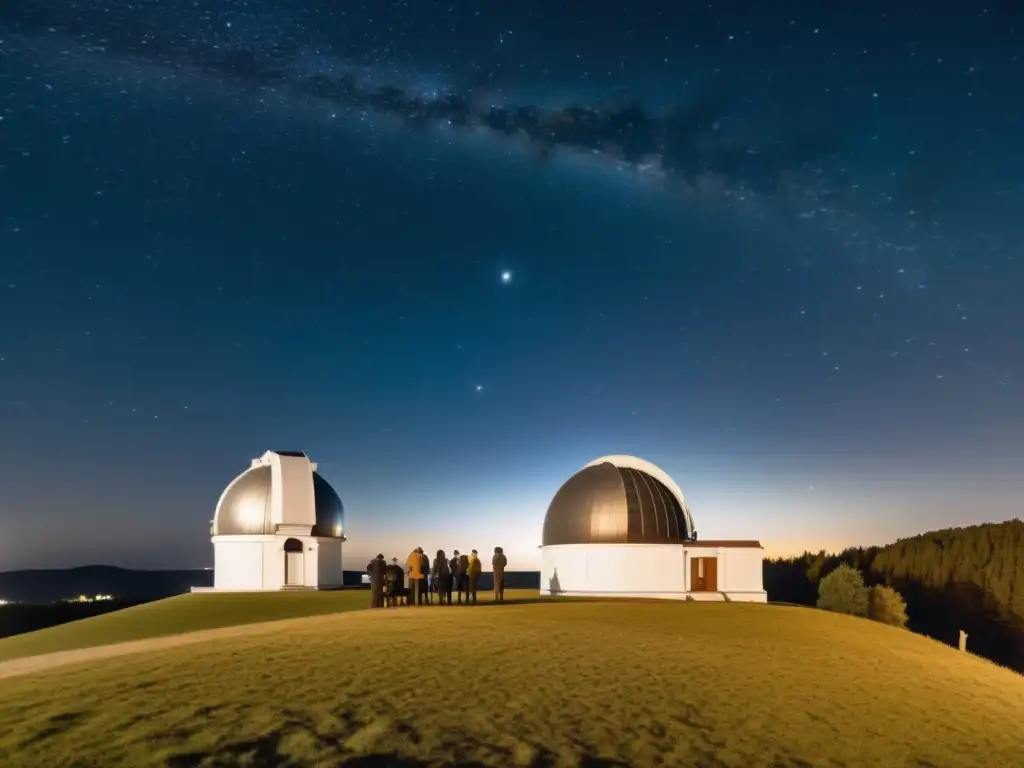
[205,450,346,591]
[539,455,766,602]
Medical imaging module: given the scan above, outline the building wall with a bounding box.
[539,543,766,602]
[717,546,764,601]
[213,538,269,589]
[261,538,285,588]
[213,534,336,590]
[316,539,344,587]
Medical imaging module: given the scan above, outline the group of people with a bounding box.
[366,546,508,608]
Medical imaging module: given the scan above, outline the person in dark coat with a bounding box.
[385,557,402,607]
[433,549,453,606]
[453,549,468,604]
[366,554,386,608]
[449,551,460,602]
[419,548,431,605]
[492,546,508,602]
[457,550,471,604]
[393,557,407,605]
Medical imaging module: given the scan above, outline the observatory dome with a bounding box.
[212,451,344,538]
[541,454,696,546]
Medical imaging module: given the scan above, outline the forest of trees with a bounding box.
[763,519,1024,673]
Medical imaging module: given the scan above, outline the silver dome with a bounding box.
[212,466,345,538]
[541,461,696,546]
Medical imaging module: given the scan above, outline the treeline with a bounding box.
[764,519,1024,673]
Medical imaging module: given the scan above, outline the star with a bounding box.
[500,270,512,284]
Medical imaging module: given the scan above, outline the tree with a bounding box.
[816,564,868,617]
[868,584,908,628]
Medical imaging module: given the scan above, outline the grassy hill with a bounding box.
[1,600,1022,767]
[0,590,373,662]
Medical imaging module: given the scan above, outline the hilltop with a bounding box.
[0,599,1020,767]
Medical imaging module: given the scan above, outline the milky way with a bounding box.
[2,1,858,213]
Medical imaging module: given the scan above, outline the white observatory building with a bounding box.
[199,450,346,592]
[539,455,766,602]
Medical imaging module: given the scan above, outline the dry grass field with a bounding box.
[1,598,1023,767]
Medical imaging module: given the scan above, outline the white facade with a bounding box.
[539,542,767,602]
[195,450,345,593]
[210,534,343,590]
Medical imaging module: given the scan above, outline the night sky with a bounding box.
[0,1,1021,572]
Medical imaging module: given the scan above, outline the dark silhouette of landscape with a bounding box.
[0,565,215,604]
[3,522,1022,675]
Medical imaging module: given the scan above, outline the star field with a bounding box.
[0,0,1021,570]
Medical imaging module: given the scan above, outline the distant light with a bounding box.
[0,599,8,606]
[475,384,483,392]
[501,270,512,284]
[64,594,114,604]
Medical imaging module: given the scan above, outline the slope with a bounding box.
[0,601,1021,767]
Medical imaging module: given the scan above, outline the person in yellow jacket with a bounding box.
[406,547,425,606]
[466,549,482,605]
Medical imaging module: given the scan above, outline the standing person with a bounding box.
[450,550,462,603]
[492,546,508,602]
[466,549,482,605]
[419,548,431,605]
[405,547,424,606]
[384,557,401,607]
[456,550,470,604]
[433,549,453,606]
[366,554,386,608]
[393,557,407,605]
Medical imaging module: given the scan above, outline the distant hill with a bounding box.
[0,565,214,603]
[764,519,1024,673]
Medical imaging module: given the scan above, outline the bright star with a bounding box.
[501,270,512,284]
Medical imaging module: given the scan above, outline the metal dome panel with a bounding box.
[541,461,696,546]
[213,466,273,536]
[542,462,627,546]
[312,471,345,538]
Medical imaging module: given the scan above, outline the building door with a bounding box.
[284,538,304,586]
[690,557,719,592]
